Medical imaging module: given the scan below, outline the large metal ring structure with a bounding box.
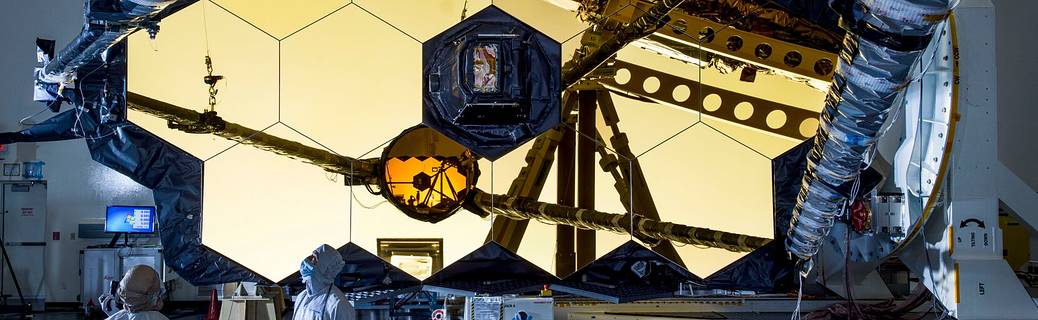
[890,17,959,256]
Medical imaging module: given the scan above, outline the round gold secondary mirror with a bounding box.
[379,125,479,223]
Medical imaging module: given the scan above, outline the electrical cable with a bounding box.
[74,62,121,142]
[790,272,803,320]
[17,105,54,126]
[201,0,212,57]
[844,217,863,319]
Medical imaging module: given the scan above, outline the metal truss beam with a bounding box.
[471,189,769,252]
[126,92,380,184]
[654,8,837,82]
[595,91,685,264]
[600,60,818,140]
[487,95,578,250]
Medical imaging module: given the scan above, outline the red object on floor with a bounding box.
[206,289,220,320]
[850,199,872,232]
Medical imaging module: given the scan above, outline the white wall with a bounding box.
[0,0,1036,304]
[993,0,1038,191]
[0,1,155,303]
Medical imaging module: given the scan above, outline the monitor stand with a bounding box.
[108,233,130,247]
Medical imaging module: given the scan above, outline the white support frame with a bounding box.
[897,2,1038,318]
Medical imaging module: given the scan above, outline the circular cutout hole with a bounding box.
[672,85,691,102]
[698,27,715,43]
[814,59,834,76]
[703,94,722,112]
[726,36,743,51]
[643,76,661,93]
[734,102,754,120]
[784,51,803,67]
[615,68,631,85]
[754,43,772,59]
[766,110,787,129]
[799,118,819,138]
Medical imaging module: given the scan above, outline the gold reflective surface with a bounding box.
[201,124,349,279]
[382,127,477,222]
[129,0,824,280]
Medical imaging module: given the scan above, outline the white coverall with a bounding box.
[104,310,170,320]
[292,244,356,320]
[102,265,170,320]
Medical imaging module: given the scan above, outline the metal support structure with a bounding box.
[594,0,842,53]
[126,92,380,184]
[577,91,598,267]
[470,189,768,252]
[491,0,689,250]
[652,7,838,82]
[894,4,1038,319]
[563,0,688,88]
[557,114,578,276]
[595,92,684,265]
[487,95,577,249]
[600,60,818,140]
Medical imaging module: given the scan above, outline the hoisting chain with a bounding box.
[203,55,223,112]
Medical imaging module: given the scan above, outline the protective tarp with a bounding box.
[278,242,422,294]
[772,140,815,239]
[422,241,557,295]
[422,5,561,160]
[552,241,701,303]
[702,240,794,292]
[88,124,267,284]
[2,40,263,285]
[0,110,86,143]
[786,0,952,262]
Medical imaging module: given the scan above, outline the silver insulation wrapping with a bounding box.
[785,0,955,263]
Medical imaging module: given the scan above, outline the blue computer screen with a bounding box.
[105,206,156,233]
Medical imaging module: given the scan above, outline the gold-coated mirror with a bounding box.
[380,126,479,223]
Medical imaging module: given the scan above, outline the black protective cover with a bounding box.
[422,241,557,295]
[422,5,561,160]
[553,241,701,303]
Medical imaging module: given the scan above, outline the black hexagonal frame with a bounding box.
[422,5,562,160]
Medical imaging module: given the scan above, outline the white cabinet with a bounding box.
[0,181,46,311]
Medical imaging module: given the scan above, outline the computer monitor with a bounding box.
[105,206,156,234]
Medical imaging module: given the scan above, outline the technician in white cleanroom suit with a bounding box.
[100,265,170,320]
[293,244,356,320]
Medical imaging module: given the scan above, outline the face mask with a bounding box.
[300,259,316,279]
